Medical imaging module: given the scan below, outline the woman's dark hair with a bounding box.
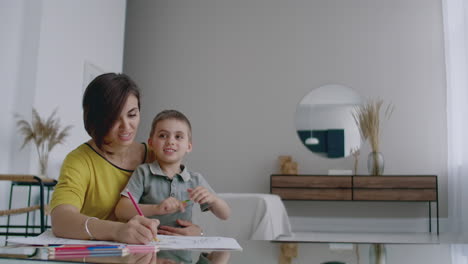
[82,73,140,150]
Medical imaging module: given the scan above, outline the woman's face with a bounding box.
[104,94,140,148]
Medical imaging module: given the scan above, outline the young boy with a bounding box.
[115,110,230,231]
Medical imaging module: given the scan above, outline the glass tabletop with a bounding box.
[0,240,462,264]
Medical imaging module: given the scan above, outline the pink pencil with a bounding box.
[126,189,160,242]
[126,189,144,216]
[126,245,159,253]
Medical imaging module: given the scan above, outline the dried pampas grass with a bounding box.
[16,108,72,176]
[352,99,393,153]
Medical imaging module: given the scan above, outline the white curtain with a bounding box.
[443,0,468,235]
[443,0,468,262]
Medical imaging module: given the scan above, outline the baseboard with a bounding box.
[289,216,448,233]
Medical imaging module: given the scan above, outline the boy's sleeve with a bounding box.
[121,164,146,201]
[50,152,91,212]
[196,173,216,212]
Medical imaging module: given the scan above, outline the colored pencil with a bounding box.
[126,189,144,216]
[50,245,123,252]
[50,250,127,256]
[49,250,129,259]
[126,248,159,253]
[49,248,129,255]
[49,245,158,253]
[126,245,158,250]
[124,245,159,253]
[126,189,160,242]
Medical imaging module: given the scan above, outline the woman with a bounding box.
[50,73,201,244]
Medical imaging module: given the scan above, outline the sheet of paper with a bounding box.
[153,235,242,250]
[8,230,242,251]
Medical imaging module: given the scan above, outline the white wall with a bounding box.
[32,0,127,179]
[0,0,126,226]
[1,0,126,176]
[124,0,447,228]
[0,0,27,203]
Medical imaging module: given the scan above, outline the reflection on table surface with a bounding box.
[0,246,232,264]
[0,240,461,264]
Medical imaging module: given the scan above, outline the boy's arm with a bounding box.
[115,196,162,221]
[209,197,231,220]
[115,196,187,221]
[188,174,231,220]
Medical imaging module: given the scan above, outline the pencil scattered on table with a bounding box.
[47,244,158,259]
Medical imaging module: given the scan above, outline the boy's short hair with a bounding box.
[150,110,192,141]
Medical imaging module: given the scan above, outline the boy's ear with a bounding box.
[187,141,193,153]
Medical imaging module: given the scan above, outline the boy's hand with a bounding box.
[187,187,217,205]
[157,197,187,214]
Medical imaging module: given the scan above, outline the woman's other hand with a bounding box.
[158,219,202,236]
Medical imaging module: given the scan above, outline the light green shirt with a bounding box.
[122,162,214,227]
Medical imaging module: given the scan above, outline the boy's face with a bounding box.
[148,118,192,167]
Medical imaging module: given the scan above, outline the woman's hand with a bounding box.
[114,215,159,244]
[158,219,202,236]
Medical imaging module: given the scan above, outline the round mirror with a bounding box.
[295,84,363,158]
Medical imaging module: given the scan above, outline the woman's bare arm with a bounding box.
[51,204,159,244]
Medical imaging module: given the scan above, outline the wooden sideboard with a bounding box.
[270,174,439,234]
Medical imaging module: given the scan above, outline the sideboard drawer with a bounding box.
[354,176,436,189]
[270,174,437,201]
[271,188,352,200]
[354,189,437,201]
[271,175,351,188]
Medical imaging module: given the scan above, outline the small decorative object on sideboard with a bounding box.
[279,243,298,264]
[350,147,360,175]
[16,108,72,177]
[352,98,393,176]
[278,155,298,175]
